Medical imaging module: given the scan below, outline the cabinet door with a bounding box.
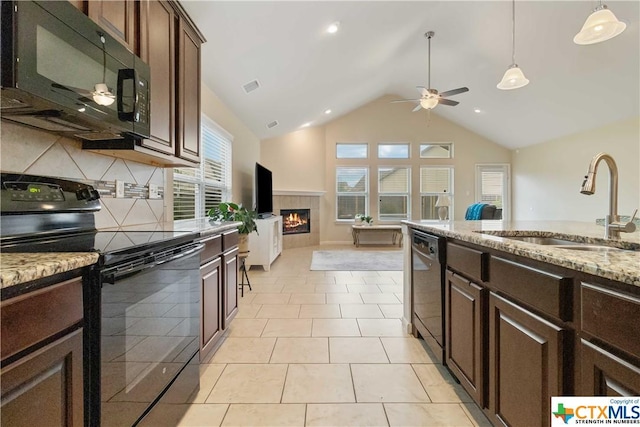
[223,247,239,329]
[176,18,201,163]
[1,329,83,427]
[580,339,640,396]
[139,0,176,155]
[445,270,485,406]
[88,0,136,53]
[201,257,222,361]
[489,293,565,427]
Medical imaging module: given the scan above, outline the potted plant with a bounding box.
[355,214,373,226]
[208,202,258,252]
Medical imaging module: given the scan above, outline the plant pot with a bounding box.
[238,234,249,254]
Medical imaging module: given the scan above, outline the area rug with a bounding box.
[310,250,403,271]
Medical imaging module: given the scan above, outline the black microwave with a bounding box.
[0,0,150,141]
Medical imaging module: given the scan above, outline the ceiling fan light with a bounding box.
[574,6,626,45]
[497,64,529,90]
[420,97,439,110]
[92,83,115,106]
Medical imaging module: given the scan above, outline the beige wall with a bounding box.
[512,116,640,221]
[200,84,260,208]
[262,94,512,244]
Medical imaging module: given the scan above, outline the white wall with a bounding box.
[512,117,640,221]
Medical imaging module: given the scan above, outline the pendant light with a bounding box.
[574,2,626,45]
[92,33,116,106]
[497,0,529,90]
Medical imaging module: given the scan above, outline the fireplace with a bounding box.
[281,209,310,235]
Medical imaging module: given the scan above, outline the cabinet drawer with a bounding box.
[447,242,487,283]
[222,229,239,252]
[1,278,83,361]
[489,256,572,322]
[200,234,222,264]
[581,283,640,358]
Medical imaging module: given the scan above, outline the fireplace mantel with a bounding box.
[273,190,325,197]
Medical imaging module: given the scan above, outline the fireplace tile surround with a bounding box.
[273,191,323,249]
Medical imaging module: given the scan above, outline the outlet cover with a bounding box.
[115,180,125,198]
[148,183,159,199]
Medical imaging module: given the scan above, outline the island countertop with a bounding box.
[403,220,640,287]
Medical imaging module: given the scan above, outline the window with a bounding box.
[420,167,453,220]
[420,143,453,159]
[173,115,233,220]
[476,164,510,219]
[336,143,368,159]
[378,167,410,221]
[378,143,409,159]
[336,167,368,220]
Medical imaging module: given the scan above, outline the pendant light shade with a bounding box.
[497,0,529,90]
[574,4,626,45]
[420,96,439,110]
[497,64,529,90]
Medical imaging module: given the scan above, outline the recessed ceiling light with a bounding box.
[301,122,311,128]
[326,22,340,34]
[324,109,332,115]
[473,108,482,113]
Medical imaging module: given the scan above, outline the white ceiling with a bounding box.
[181,1,639,149]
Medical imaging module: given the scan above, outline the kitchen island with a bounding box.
[402,219,640,427]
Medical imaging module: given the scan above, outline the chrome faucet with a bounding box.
[580,152,637,239]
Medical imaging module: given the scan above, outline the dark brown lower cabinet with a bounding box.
[489,293,565,427]
[445,270,485,406]
[200,257,222,360]
[1,328,83,427]
[580,339,640,396]
[222,247,239,329]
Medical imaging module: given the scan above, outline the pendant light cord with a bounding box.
[99,32,107,84]
[511,0,516,64]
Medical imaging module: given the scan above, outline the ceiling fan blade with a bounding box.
[416,86,428,96]
[391,99,421,103]
[51,82,93,97]
[412,104,423,112]
[438,98,459,106]
[439,87,469,98]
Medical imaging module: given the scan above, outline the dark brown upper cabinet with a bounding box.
[88,0,137,53]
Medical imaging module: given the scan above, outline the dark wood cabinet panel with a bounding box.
[581,282,640,358]
[445,270,485,406]
[201,257,222,361]
[88,0,136,53]
[447,242,488,283]
[139,0,176,155]
[1,328,83,427]
[489,293,565,427]
[68,0,85,13]
[580,339,640,396]
[176,18,202,163]
[223,247,239,329]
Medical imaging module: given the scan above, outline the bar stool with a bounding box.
[238,251,252,297]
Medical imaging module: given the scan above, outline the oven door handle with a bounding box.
[104,243,205,283]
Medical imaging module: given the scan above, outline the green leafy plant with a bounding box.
[208,202,258,235]
[355,213,373,225]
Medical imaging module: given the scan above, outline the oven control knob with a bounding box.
[76,188,101,201]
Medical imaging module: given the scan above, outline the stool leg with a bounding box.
[244,266,252,291]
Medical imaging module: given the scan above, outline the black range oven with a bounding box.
[0,173,202,426]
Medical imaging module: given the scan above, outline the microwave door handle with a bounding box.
[117,68,135,121]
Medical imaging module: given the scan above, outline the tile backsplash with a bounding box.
[1,122,166,229]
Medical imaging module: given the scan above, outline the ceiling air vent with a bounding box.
[266,120,279,129]
[242,79,260,94]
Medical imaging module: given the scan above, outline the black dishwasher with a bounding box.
[411,230,446,363]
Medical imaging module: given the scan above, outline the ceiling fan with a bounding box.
[392,31,469,112]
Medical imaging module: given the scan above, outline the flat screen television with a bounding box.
[255,163,273,218]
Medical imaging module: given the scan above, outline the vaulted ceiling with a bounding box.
[181,1,639,149]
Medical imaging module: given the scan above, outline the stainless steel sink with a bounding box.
[552,244,623,252]
[503,236,584,246]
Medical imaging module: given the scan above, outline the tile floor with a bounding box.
[139,245,492,427]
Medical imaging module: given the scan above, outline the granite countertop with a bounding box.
[0,252,100,290]
[403,220,640,288]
